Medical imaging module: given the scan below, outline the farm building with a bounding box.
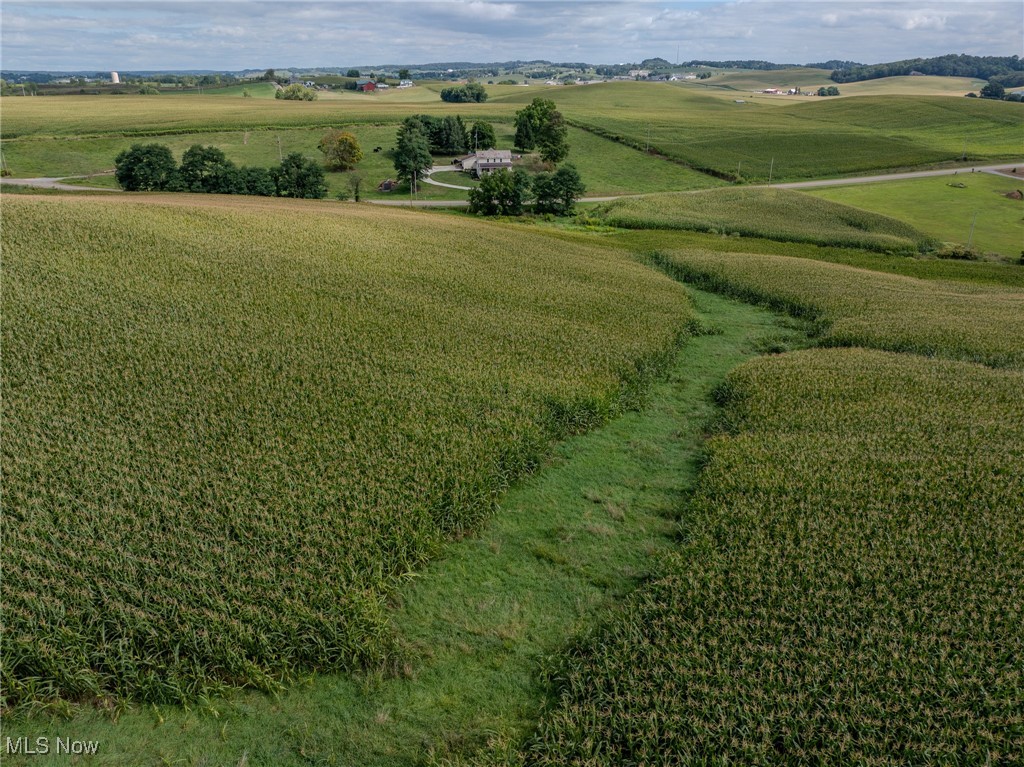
[457,150,514,177]
[356,80,377,92]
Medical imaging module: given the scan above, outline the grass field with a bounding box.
[521,347,1024,765]
[652,248,1024,368]
[807,172,1024,258]
[0,122,723,199]
[594,188,936,253]
[2,193,693,708]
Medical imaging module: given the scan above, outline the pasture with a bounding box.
[807,172,1024,258]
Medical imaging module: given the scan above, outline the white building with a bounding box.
[110,71,120,84]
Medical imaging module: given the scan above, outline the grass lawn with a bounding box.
[808,172,1024,258]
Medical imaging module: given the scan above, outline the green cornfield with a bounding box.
[1,194,693,707]
[522,348,1024,765]
[653,248,1024,368]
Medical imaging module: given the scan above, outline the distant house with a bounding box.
[762,88,780,94]
[398,80,415,88]
[356,80,377,92]
[457,149,514,177]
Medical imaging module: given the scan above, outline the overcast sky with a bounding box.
[2,0,1021,72]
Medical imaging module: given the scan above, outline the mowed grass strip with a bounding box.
[520,348,1024,765]
[1,194,693,707]
[653,248,1024,368]
[596,188,935,253]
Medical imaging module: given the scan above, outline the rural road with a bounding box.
[4,163,1020,204]
[0,176,114,192]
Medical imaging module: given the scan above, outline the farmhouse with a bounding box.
[457,149,514,177]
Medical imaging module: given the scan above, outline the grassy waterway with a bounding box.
[4,288,803,766]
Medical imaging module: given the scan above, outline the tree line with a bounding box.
[114,144,327,198]
[830,54,1024,85]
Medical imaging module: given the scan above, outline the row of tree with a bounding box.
[114,144,327,198]
[390,116,498,189]
[830,54,1024,84]
[468,165,585,217]
[439,83,488,102]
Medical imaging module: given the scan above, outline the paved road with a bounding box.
[772,163,1022,190]
[5,162,1020,205]
[0,176,114,192]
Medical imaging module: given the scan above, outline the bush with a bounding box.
[114,143,178,191]
[275,84,317,101]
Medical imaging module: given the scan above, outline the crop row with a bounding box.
[597,188,936,253]
[1,194,693,707]
[651,248,1024,369]
[521,347,1024,765]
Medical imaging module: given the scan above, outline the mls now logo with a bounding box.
[5,736,100,755]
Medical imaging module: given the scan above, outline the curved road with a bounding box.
[3,163,1020,205]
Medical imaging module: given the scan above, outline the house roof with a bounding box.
[476,149,512,162]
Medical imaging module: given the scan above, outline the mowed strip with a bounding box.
[1,194,693,707]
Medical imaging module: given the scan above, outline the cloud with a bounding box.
[0,1,1020,71]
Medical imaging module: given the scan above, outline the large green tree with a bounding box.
[318,129,364,171]
[470,121,497,151]
[273,153,327,198]
[177,145,241,193]
[114,143,178,191]
[533,164,585,216]
[392,119,433,190]
[513,97,569,164]
[468,169,532,216]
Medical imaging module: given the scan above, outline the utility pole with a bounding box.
[961,135,968,162]
[645,125,651,153]
[767,157,774,187]
[277,136,282,162]
[967,211,978,248]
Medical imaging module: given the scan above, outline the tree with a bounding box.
[346,172,364,202]
[178,145,240,193]
[439,84,487,103]
[513,97,569,164]
[318,129,363,170]
[468,169,532,216]
[114,143,178,191]
[398,69,411,80]
[238,166,277,196]
[470,121,497,151]
[392,118,433,191]
[263,69,276,82]
[346,69,360,78]
[274,153,327,198]
[980,80,1006,99]
[276,84,318,101]
[533,164,585,216]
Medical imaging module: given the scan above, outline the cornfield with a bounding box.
[522,348,1024,765]
[1,194,693,707]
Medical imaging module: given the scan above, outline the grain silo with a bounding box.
[111,71,120,84]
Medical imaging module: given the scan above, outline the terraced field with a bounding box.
[1,193,693,707]
[595,188,936,252]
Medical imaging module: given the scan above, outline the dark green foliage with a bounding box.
[470,121,497,151]
[439,83,487,103]
[816,85,841,96]
[177,144,240,193]
[525,348,1024,765]
[238,166,277,196]
[392,119,433,189]
[273,153,327,198]
[514,97,569,164]
[346,69,360,78]
[831,53,1024,83]
[114,143,178,191]
[468,168,532,216]
[533,164,586,216]
[980,80,1006,99]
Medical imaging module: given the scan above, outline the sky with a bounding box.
[1,0,1021,72]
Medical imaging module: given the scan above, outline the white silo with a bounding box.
[111,71,120,84]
